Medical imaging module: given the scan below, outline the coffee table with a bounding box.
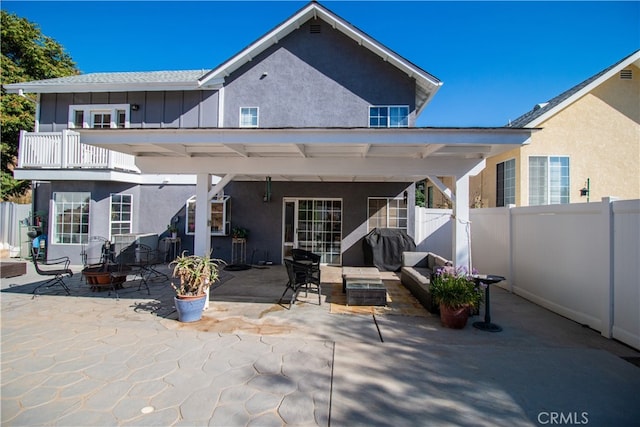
[342,266,381,293]
[345,278,386,306]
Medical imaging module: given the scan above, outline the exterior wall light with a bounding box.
[580,178,590,202]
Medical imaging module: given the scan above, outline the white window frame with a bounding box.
[68,104,131,129]
[367,197,408,232]
[528,156,570,206]
[53,192,91,245]
[369,105,409,128]
[239,107,259,128]
[496,158,516,207]
[185,195,230,236]
[109,193,133,238]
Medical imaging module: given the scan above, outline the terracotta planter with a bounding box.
[439,304,470,329]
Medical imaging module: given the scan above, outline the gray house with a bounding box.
[5,1,531,267]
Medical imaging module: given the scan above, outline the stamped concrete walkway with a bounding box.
[1,261,639,426]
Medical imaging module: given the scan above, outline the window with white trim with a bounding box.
[186,196,229,235]
[369,106,409,128]
[529,156,570,205]
[368,197,407,232]
[240,107,259,128]
[110,194,132,236]
[496,159,516,207]
[68,104,130,129]
[53,192,90,244]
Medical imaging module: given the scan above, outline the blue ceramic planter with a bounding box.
[174,295,206,322]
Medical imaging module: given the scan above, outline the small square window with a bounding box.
[240,107,258,128]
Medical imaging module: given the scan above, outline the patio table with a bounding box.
[472,274,506,332]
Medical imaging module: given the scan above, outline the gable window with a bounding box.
[110,194,132,236]
[53,192,90,244]
[240,107,259,128]
[68,104,130,129]
[368,197,407,232]
[529,156,570,206]
[496,159,516,207]
[369,106,409,128]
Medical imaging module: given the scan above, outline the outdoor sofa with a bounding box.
[400,251,452,314]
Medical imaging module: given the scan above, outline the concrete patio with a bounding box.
[1,261,639,426]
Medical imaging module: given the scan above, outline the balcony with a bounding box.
[17,130,140,174]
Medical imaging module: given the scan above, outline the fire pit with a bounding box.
[82,264,129,291]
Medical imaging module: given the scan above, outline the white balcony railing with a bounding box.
[18,130,140,173]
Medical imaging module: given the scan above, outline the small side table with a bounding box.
[163,237,181,262]
[472,274,506,332]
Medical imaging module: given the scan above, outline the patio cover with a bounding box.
[79,126,533,271]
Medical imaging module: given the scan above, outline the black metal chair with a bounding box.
[291,249,322,302]
[31,248,73,297]
[280,259,307,309]
[280,258,322,309]
[118,243,168,294]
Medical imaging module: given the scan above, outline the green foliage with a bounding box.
[430,266,483,310]
[415,180,426,208]
[231,226,249,239]
[169,251,225,296]
[0,11,79,200]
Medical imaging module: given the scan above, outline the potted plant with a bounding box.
[231,226,248,240]
[169,251,225,322]
[430,266,483,329]
[167,224,178,239]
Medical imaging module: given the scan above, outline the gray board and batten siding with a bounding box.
[37,90,219,131]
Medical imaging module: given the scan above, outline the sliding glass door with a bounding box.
[283,198,342,265]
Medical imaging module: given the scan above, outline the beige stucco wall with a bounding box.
[472,65,640,207]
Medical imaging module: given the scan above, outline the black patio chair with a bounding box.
[30,247,73,297]
[291,249,321,301]
[114,244,162,295]
[280,258,322,309]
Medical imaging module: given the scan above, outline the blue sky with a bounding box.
[3,1,639,127]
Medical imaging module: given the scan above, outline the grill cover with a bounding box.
[363,228,416,272]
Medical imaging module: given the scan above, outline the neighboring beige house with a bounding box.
[468,49,640,207]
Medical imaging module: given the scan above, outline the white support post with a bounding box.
[602,196,617,338]
[453,174,471,271]
[18,130,26,167]
[452,161,485,271]
[195,173,212,309]
[61,129,68,168]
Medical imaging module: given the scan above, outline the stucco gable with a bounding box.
[198,1,442,115]
[508,49,640,128]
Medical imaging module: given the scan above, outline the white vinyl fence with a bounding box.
[415,198,640,350]
[0,202,31,258]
